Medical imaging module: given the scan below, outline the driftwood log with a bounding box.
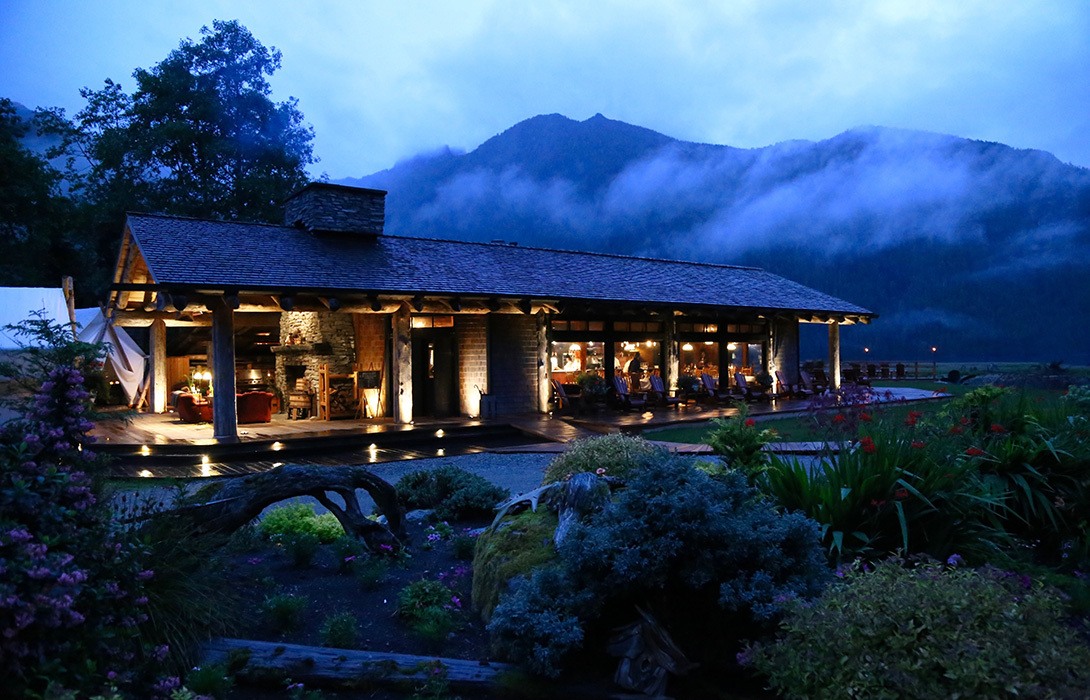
[203,638,510,690]
[165,464,405,550]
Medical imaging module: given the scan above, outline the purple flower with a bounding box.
[137,569,155,580]
[946,554,964,567]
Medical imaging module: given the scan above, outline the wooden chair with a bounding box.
[699,372,733,404]
[551,378,583,414]
[648,371,681,408]
[612,373,650,411]
[775,370,812,399]
[735,372,770,402]
[800,369,826,394]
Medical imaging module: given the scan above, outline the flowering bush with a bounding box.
[745,558,1090,698]
[0,363,159,695]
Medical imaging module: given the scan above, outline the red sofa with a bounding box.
[236,391,274,424]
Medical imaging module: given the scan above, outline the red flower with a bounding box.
[959,416,970,425]
[860,436,877,454]
[860,412,873,422]
[949,426,963,435]
[989,424,1006,433]
[911,441,926,449]
[832,413,846,423]
[745,418,756,427]
[905,416,918,427]
[965,447,985,457]
[894,488,909,499]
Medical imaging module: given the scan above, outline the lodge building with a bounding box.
[107,183,874,441]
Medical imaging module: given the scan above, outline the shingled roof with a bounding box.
[123,212,873,319]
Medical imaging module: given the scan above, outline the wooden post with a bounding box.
[210,298,238,441]
[392,304,412,424]
[150,318,167,413]
[828,322,841,390]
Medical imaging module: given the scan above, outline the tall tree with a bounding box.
[33,20,317,302]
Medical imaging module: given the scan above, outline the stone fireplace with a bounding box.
[273,311,357,406]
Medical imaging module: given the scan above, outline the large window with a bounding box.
[615,339,661,391]
[549,341,604,383]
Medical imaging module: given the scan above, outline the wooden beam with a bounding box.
[150,319,167,413]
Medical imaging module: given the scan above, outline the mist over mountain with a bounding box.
[340,113,1090,365]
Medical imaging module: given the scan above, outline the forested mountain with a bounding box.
[341,114,1090,364]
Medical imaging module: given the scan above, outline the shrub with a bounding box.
[397,579,462,645]
[184,663,234,699]
[260,503,344,543]
[331,535,367,574]
[541,433,665,484]
[1062,384,1090,416]
[395,465,509,521]
[355,557,390,591]
[451,531,478,560]
[746,558,1090,698]
[488,457,830,676]
[262,593,308,633]
[704,404,775,478]
[279,530,321,568]
[319,611,359,649]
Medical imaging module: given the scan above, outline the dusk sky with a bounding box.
[2,1,1088,178]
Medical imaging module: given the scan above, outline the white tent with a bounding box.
[0,286,71,349]
[0,286,147,404]
[75,308,147,404]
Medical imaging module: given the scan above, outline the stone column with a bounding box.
[392,304,413,423]
[536,312,550,413]
[149,318,167,413]
[664,316,679,390]
[828,322,842,390]
[210,298,239,441]
[771,318,800,390]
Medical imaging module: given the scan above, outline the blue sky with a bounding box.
[2,1,1088,178]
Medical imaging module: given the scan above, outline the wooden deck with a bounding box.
[91,386,946,478]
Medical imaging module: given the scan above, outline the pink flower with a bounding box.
[595,467,606,475]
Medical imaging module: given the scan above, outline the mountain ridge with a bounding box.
[337,113,1090,363]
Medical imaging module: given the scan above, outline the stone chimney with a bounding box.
[284,182,386,236]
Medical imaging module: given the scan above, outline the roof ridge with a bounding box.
[126,211,765,272]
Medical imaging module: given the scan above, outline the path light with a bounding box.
[437,448,445,457]
[864,347,870,354]
[272,462,283,468]
[138,469,153,478]
[140,445,151,456]
[435,429,444,438]
[271,441,283,451]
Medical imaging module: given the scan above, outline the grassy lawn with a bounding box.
[645,381,1071,445]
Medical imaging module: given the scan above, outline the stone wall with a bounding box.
[487,314,539,415]
[274,311,357,402]
[456,315,489,416]
[771,318,801,386]
[283,183,385,235]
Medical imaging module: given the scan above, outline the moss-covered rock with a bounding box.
[472,509,559,622]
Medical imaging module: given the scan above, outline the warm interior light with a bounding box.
[727,343,738,351]
[682,343,694,351]
[705,341,714,345]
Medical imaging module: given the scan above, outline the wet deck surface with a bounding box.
[92,386,946,478]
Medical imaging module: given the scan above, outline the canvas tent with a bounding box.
[0,286,147,404]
